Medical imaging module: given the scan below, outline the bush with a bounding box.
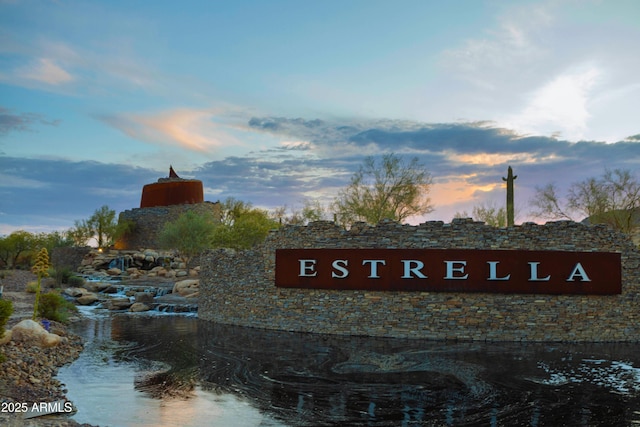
[51,267,74,286]
[25,281,38,293]
[38,292,78,323]
[0,299,13,339]
[67,276,85,287]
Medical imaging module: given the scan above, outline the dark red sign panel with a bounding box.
[275,249,621,295]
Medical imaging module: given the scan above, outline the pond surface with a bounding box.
[58,308,640,426]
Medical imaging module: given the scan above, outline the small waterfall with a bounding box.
[155,288,172,297]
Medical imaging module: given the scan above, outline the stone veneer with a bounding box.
[114,201,220,250]
[199,219,640,342]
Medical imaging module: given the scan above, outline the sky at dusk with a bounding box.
[1,0,639,234]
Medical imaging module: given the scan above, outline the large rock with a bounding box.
[107,267,122,276]
[108,298,132,310]
[77,293,100,305]
[173,279,199,297]
[130,302,151,312]
[10,319,62,348]
[84,281,112,293]
[63,287,87,297]
[135,292,155,304]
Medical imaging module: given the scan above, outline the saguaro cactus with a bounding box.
[502,166,517,227]
[31,247,50,320]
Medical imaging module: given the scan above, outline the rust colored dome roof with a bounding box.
[139,167,204,208]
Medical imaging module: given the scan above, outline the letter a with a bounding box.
[566,263,591,282]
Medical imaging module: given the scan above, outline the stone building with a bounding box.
[114,167,220,250]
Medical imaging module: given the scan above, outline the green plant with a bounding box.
[51,267,74,286]
[67,275,85,287]
[0,299,14,339]
[26,281,38,293]
[38,292,78,323]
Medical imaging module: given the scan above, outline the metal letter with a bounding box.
[331,259,349,278]
[299,259,317,277]
[444,261,468,280]
[566,263,591,282]
[528,262,551,281]
[487,261,511,281]
[362,260,386,278]
[401,260,428,279]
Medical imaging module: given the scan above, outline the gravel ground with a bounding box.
[0,270,95,427]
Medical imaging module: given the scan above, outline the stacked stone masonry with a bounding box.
[115,201,220,250]
[199,219,640,341]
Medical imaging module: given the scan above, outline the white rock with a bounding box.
[173,279,199,297]
[10,319,62,348]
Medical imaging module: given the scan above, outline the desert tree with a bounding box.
[211,198,280,249]
[158,210,217,268]
[455,201,508,227]
[530,168,640,233]
[332,153,434,227]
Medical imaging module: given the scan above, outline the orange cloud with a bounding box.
[107,108,241,152]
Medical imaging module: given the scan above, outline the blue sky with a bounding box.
[1,0,639,234]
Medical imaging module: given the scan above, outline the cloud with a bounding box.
[0,107,60,136]
[21,58,74,85]
[0,156,158,233]
[440,2,553,92]
[99,108,242,152]
[504,65,601,140]
[2,115,638,233]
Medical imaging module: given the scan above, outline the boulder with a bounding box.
[173,279,199,297]
[107,267,122,276]
[134,292,155,304]
[77,293,100,305]
[10,319,62,348]
[84,281,112,293]
[63,287,87,297]
[108,298,132,310]
[130,302,151,312]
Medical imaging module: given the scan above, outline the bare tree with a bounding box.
[530,169,640,233]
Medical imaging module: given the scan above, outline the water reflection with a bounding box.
[59,313,640,426]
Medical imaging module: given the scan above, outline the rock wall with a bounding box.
[199,219,640,341]
[114,201,220,250]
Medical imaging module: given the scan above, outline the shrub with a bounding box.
[38,292,78,323]
[51,267,74,286]
[67,276,85,287]
[25,281,38,293]
[0,299,13,339]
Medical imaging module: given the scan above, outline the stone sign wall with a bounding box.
[199,219,640,341]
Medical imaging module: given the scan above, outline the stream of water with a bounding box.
[57,307,640,426]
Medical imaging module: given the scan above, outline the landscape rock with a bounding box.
[63,287,87,297]
[173,279,199,297]
[76,293,100,305]
[10,319,63,348]
[107,267,122,276]
[135,292,155,304]
[130,302,151,312]
[84,281,112,293]
[108,297,132,310]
